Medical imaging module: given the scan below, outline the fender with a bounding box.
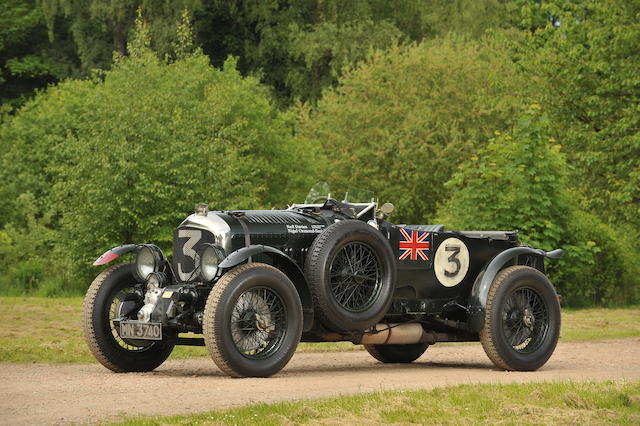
[93,244,138,266]
[467,246,563,332]
[220,245,315,332]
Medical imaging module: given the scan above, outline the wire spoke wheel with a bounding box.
[305,220,395,331]
[501,287,549,353]
[83,263,174,373]
[480,265,560,371]
[108,287,152,352]
[329,242,382,312]
[230,286,288,360]
[203,263,302,378]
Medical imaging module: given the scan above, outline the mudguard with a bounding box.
[467,246,563,332]
[93,244,138,266]
[219,245,315,332]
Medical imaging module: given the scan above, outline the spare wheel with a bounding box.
[305,220,396,331]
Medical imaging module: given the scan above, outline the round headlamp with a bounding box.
[134,245,163,282]
[198,244,224,282]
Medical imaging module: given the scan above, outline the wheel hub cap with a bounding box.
[523,308,535,328]
[230,287,287,360]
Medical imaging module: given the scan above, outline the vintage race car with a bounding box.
[84,184,563,378]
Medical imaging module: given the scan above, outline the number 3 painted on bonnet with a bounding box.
[434,237,470,287]
[177,229,201,281]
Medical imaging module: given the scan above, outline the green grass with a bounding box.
[561,306,640,341]
[116,380,640,425]
[0,297,358,363]
[0,297,638,364]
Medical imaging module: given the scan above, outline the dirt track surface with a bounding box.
[2,338,639,425]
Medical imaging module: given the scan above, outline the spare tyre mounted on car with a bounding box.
[305,220,396,331]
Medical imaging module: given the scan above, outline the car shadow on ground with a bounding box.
[150,359,495,378]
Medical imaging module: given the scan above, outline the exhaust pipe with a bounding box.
[360,323,433,345]
[306,324,479,345]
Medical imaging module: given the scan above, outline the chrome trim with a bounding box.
[178,213,232,253]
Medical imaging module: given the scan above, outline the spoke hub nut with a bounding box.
[523,309,535,328]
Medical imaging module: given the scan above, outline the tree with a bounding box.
[525,0,640,233]
[6,0,538,106]
[0,15,311,290]
[436,107,639,305]
[298,34,528,224]
[196,0,524,104]
[41,0,203,72]
[0,0,79,109]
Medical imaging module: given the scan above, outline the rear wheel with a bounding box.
[364,343,429,363]
[203,263,303,378]
[480,265,560,371]
[83,263,174,372]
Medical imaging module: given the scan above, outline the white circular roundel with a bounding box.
[434,237,470,287]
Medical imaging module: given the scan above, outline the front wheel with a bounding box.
[480,265,560,371]
[203,263,303,378]
[83,263,174,372]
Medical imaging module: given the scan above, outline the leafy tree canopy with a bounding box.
[437,107,640,305]
[525,0,640,231]
[298,34,528,224]
[0,13,311,285]
[0,0,78,108]
[3,0,536,107]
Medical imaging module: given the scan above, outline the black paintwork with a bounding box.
[100,197,560,341]
[168,200,553,331]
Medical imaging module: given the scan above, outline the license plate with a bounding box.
[119,321,162,341]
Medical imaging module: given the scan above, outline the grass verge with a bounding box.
[0,297,638,363]
[116,380,640,425]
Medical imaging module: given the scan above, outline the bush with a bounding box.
[0,261,44,295]
[298,33,528,224]
[524,0,640,233]
[436,107,640,306]
[0,17,313,292]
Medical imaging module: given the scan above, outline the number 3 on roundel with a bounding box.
[434,237,470,287]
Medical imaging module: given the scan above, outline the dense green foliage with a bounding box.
[0,14,308,294]
[524,0,640,234]
[0,0,638,305]
[299,35,526,224]
[436,108,640,305]
[3,0,542,108]
[0,0,78,109]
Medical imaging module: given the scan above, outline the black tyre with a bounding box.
[365,343,429,363]
[480,265,561,371]
[83,263,174,372]
[203,263,303,378]
[305,220,396,332]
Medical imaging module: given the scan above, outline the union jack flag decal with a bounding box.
[399,228,431,261]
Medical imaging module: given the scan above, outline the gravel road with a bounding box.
[2,338,639,424]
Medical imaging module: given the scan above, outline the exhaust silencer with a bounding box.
[360,323,433,345]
